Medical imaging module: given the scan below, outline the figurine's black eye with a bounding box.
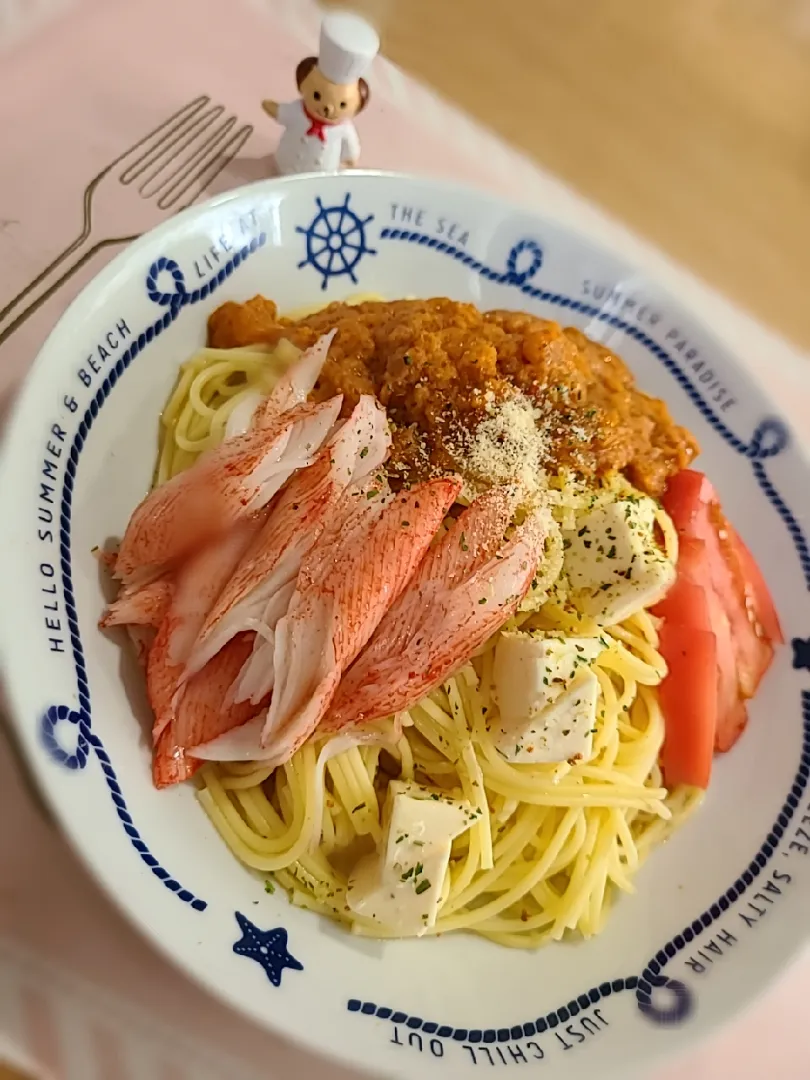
[340,101,347,109]
[313,91,321,101]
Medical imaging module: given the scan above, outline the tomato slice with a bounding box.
[652,538,712,633]
[658,623,716,789]
[702,583,749,751]
[662,469,780,736]
[654,577,711,633]
[713,693,748,753]
[726,522,784,646]
[675,535,710,585]
[654,531,742,758]
[704,502,775,697]
[659,469,705,534]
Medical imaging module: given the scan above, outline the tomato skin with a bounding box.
[658,623,716,789]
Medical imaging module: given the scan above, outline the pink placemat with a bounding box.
[0,0,552,415]
[1,1,809,1078]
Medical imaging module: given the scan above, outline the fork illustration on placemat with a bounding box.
[0,95,252,348]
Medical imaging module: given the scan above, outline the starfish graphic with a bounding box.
[232,911,303,987]
[792,638,810,673]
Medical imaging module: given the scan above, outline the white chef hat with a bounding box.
[317,11,380,85]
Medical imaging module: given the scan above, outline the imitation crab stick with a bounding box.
[185,395,391,686]
[323,488,549,731]
[191,476,461,766]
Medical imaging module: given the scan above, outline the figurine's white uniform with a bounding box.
[274,100,360,175]
[273,12,378,176]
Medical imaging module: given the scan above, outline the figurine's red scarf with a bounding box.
[303,106,334,142]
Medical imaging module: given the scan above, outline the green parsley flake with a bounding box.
[415,878,431,895]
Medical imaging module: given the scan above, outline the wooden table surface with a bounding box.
[332,0,810,353]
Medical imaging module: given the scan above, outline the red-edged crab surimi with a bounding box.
[191,476,461,766]
[322,490,550,731]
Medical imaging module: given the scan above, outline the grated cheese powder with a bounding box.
[461,391,549,506]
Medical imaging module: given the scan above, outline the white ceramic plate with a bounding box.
[2,173,809,1080]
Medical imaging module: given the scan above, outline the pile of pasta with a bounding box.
[155,324,701,949]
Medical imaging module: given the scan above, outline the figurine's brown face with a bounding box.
[299,66,364,123]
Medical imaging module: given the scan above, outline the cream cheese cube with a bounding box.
[346,781,474,937]
[495,670,599,764]
[493,631,604,728]
[563,497,675,625]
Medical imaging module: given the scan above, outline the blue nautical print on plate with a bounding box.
[793,638,810,672]
[325,204,810,1038]
[30,181,809,1056]
[41,239,268,912]
[296,193,376,290]
[233,911,304,987]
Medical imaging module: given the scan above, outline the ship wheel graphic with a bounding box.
[296,194,377,290]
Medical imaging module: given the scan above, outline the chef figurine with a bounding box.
[262,11,379,176]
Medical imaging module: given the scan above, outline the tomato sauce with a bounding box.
[208,297,698,496]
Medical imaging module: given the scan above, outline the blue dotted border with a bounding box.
[795,639,810,672]
[348,691,810,1039]
[40,233,267,910]
[348,977,641,1044]
[34,209,810,1020]
[380,229,786,459]
[380,228,810,591]
[343,229,810,1036]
